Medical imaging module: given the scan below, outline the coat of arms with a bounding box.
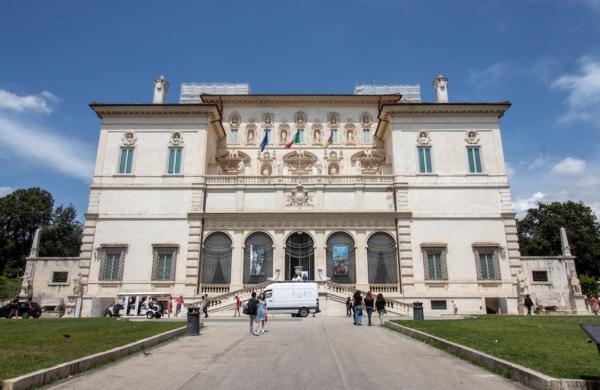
[286,184,313,207]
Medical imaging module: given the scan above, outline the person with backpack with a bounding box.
[345,297,352,317]
[352,290,364,326]
[245,291,260,336]
[202,295,210,318]
[364,291,375,326]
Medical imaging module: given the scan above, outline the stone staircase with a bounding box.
[190,281,412,317]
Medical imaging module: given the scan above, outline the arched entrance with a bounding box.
[285,232,314,280]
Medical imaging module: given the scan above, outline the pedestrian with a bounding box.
[452,300,458,315]
[167,296,173,318]
[175,295,184,318]
[234,295,241,317]
[202,295,210,318]
[352,290,364,326]
[592,297,599,315]
[246,291,260,336]
[375,293,387,326]
[257,292,267,333]
[364,291,375,326]
[345,297,352,317]
[8,298,18,319]
[524,294,534,315]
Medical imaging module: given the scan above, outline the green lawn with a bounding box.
[0,318,184,381]
[393,316,600,379]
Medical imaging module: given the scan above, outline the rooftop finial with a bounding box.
[153,75,169,104]
[433,74,448,103]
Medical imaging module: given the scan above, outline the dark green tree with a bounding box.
[0,188,54,276]
[517,201,600,276]
[38,204,83,257]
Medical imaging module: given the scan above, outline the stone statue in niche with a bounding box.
[330,166,338,175]
[314,129,321,144]
[276,160,283,175]
[247,130,255,144]
[281,128,288,143]
[238,160,246,175]
[353,160,362,174]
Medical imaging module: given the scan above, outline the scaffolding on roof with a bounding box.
[354,83,421,102]
[180,83,250,103]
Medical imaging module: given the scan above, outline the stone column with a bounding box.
[230,231,244,291]
[355,231,369,291]
[314,230,326,281]
[273,230,285,281]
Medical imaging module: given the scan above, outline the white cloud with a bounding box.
[513,192,546,216]
[552,56,600,125]
[0,186,15,197]
[0,90,94,181]
[0,89,59,114]
[551,157,587,175]
[469,62,511,89]
[510,155,600,218]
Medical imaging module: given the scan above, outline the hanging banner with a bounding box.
[332,244,349,276]
[250,244,266,276]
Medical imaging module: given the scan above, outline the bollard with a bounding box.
[412,301,424,320]
[187,307,200,336]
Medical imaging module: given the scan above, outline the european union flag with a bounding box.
[259,130,269,152]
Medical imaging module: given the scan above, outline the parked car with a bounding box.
[0,301,42,318]
[263,282,318,317]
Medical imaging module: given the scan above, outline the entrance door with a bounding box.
[285,232,314,280]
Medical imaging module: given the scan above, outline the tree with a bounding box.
[517,201,600,276]
[0,188,53,276]
[39,205,83,257]
[579,274,598,298]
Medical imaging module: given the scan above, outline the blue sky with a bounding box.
[1,0,599,218]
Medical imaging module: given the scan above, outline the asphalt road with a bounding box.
[48,316,525,390]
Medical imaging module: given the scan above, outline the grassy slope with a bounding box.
[394,316,600,379]
[0,318,183,381]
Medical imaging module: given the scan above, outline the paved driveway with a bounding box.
[49,317,525,390]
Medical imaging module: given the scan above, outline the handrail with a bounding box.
[324,281,412,314]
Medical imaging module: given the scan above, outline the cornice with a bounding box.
[375,102,511,139]
[200,94,401,105]
[89,103,226,140]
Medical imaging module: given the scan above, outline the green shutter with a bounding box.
[119,149,128,173]
[125,149,133,173]
[474,147,481,172]
[419,148,426,173]
[174,149,181,173]
[425,148,432,173]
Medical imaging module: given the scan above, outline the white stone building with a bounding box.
[23,75,587,317]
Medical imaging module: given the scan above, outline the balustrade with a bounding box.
[205,175,394,185]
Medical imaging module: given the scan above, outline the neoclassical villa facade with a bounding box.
[23,76,587,317]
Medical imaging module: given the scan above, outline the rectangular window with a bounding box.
[362,128,371,143]
[118,148,134,174]
[467,147,482,173]
[168,148,182,174]
[230,128,238,143]
[422,247,448,280]
[298,128,303,143]
[474,247,500,281]
[431,300,447,310]
[52,272,68,283]
[152,247,177,281]
[418,147,433,173]
[332,129,338,144]
[532,270,549,282]
[99,248,125,281]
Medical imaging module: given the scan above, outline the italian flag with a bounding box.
[323,130,333,148]
[285,130,301,148]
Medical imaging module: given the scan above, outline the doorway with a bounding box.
[285,232,314,280]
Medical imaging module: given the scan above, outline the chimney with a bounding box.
[433,74,448,103]
[153,75,169,104]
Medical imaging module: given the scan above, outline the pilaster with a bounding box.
[230,230,243,290]
[355,231,369,290]
[273,230,285,281]
[314,230,326,280]
[398,218,414,294]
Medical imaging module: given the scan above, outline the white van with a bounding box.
[263,282,319,317]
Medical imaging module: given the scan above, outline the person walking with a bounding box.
[375,293,387,326]
[592,297,599,315]
[234,295,241,317]
[8,298,18,319]
[352,290,364,326]
[202,295,210,318]
[364,291,375,326]
[345,297,352,317]
[524,294,534,315]
[175,295,184,318]
[167,296,173,318]
[246,291,260,336]
[257,293,267,333]
[452,300,458,315]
